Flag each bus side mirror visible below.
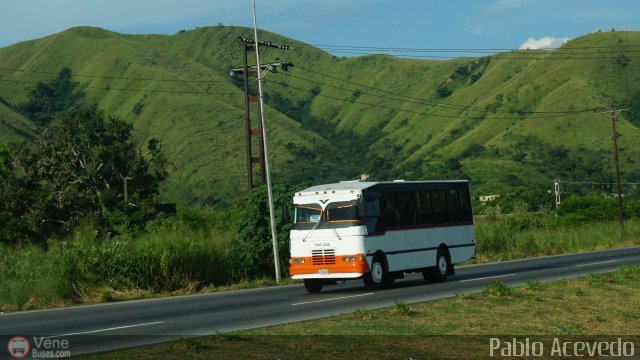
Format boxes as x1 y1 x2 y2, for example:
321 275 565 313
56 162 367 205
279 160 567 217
358 201 366 217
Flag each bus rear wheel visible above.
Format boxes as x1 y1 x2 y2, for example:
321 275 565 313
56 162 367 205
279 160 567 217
423 248 450 283
364 256 394 290
304 279 323 293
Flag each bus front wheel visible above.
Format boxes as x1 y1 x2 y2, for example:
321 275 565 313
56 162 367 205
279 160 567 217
364 256 394 290
304 279 323 293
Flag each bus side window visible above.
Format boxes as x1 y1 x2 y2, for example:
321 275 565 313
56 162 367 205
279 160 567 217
415 191 432 225
449 189 462 223
397 191 416 227
383 192 399 228
431 190 449 224
364 197 383 233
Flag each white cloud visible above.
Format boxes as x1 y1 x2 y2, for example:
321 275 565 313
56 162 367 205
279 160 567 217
519 36 570 50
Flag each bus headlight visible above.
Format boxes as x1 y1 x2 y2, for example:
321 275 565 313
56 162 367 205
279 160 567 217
342 256 356 262
290 258 305 264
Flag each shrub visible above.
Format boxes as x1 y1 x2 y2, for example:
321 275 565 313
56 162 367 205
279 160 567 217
557 196 617 224
391 300 416 316
476 221 517 255
484 281 513 297
353 308 375 320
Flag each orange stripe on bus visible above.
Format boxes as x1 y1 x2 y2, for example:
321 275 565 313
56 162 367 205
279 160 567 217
289 253 369 276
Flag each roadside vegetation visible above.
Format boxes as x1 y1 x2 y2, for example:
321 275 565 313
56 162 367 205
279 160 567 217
474 196 640 262
84 265 640 359
0 199 295 312
2 193 639 312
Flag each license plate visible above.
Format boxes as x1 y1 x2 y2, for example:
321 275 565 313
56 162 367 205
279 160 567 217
318 269 329 275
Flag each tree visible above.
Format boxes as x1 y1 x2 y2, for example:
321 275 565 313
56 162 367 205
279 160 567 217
0 142 42 245
231 184 295 278
436 85 452 98
21 68 87 126
0 143 7 172
7 110 169 241
460 143 486 158
626 90 640 128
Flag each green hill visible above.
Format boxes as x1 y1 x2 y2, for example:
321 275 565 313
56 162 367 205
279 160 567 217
1 26 639 205
0 26 322 205
0 100 35 143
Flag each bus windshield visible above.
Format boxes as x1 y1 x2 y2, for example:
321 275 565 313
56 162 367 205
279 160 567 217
327 205 360 222
295 205 322 224
293 201 362 230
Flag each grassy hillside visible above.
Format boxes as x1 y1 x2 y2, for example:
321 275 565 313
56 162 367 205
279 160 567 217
0 101 35 143
1 27 639 204
0 27 321 205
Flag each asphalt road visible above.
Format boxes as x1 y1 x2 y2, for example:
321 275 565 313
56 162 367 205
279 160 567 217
1 246 639 357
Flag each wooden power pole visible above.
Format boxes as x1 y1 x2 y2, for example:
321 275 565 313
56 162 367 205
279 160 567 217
598 107 627 232
230 38 292 189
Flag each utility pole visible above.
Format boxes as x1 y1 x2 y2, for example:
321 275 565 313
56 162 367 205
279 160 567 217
241 40 255 189
554 179 561 211
598 107 626 232
252 0 279 282
121 175 132 204
225 0 298 281
228 1 293 281
230 39 292 189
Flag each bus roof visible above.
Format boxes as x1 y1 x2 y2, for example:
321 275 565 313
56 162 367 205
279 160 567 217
295 180 469 196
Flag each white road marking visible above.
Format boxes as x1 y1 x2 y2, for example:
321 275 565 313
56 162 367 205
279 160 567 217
42 321 165 339
575 260 618 267
459 273 517 282
291 293 374 306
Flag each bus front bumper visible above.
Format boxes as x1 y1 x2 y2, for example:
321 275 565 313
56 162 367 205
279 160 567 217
289 253 369 279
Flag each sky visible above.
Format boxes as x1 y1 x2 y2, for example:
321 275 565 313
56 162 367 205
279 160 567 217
1 0 639 54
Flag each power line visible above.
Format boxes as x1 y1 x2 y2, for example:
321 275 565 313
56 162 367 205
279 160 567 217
278 71 474 111
294 42 640 58
267 79 589 121
292 42 640 60
303 49 640 61
297 43 640 52
0 66 618 120
291 65 597 115
311 47 640 56
0 62 623 119
0 67 228 83
560 181 640 185
0 78 242 96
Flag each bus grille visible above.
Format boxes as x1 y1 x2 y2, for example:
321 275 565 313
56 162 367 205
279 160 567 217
311 249 336 265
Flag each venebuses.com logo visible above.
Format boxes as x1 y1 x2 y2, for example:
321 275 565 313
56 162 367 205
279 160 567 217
5 335 72 359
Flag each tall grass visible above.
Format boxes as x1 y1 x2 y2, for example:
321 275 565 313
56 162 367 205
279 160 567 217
0 207 238 310
475 215 640 262
0 242 62 309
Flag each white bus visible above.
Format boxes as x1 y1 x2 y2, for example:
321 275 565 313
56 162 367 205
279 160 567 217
289 180 475 293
